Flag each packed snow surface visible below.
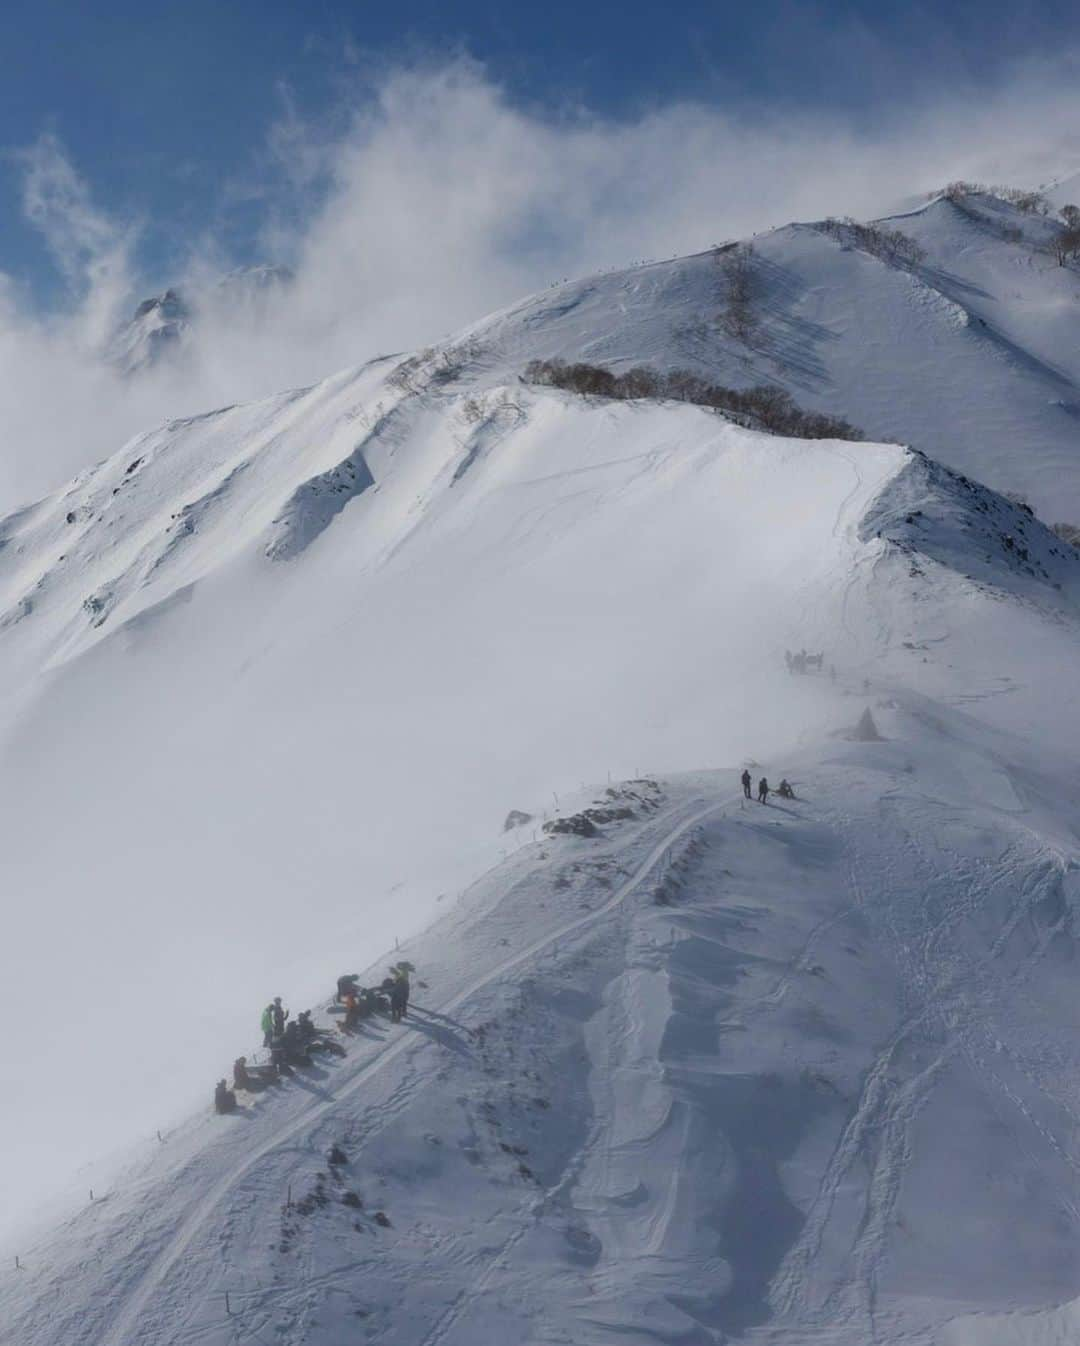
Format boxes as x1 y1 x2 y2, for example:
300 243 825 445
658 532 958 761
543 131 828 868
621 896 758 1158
3 225 1080 1343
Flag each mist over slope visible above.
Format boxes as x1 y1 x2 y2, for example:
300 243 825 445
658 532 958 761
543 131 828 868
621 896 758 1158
3 200 1080 1343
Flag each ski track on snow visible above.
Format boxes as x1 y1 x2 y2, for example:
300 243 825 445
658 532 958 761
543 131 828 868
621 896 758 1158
98 794 735 1346
771 789 1076 1342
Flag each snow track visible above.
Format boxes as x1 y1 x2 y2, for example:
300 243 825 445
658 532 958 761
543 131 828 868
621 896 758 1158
98 794 733 1346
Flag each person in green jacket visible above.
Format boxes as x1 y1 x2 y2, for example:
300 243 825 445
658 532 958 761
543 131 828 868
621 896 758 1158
261 1003 274 1048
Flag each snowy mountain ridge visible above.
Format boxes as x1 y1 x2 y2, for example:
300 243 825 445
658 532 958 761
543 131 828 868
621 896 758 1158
4 187 1080 1345
460 187 1080 520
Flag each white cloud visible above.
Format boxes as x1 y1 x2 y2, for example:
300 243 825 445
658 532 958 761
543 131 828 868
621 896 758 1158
1 56 1080 510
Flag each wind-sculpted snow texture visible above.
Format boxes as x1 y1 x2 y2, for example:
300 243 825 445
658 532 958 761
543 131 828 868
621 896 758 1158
5 719 1080 1346
4 209 1080 1344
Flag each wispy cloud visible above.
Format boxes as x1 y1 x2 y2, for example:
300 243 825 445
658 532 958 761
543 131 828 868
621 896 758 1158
1 55 1080 509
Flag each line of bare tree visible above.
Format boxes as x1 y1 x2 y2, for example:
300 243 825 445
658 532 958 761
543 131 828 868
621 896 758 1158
942 182 1051 214
1050 204 1080 266
940 183 1080 263
716 243 757 340
817 217 925 266
522 359 863 442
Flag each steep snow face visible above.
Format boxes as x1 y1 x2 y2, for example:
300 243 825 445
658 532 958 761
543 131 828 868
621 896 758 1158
4 251 1080 1343
4 707 1080 1346
464 194 1080 521
0 365 911 1240
1 342 1079 1255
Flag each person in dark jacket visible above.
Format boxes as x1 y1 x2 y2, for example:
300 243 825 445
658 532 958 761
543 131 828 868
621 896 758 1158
389 967 410 1023
336 974 361 1003
778 779 795 799
741 769 752 799
214 1080 237 1114
272 997 288 1037
757 777 769 804
282 1019 311 1065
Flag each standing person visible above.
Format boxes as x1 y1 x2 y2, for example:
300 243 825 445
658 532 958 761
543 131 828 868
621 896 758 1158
272 996 288 1037
261 1003 274 1048
389 981 406 1023
389 965 411 1022
741 769 752 799
214 1080 237 1114
757 777 769 804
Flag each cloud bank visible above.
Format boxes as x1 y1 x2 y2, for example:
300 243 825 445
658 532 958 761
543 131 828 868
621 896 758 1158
1 54 1079 510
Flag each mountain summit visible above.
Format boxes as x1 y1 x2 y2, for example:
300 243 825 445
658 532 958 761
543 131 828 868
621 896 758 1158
3 184 1080 1346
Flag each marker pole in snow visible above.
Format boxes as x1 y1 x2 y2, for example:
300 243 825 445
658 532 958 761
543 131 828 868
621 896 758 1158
225 1291 232 1316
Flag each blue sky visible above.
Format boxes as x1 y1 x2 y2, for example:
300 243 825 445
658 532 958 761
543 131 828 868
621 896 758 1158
2 0 1079 305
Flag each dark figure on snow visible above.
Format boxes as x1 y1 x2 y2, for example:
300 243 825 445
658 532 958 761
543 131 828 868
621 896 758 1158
282 1020 311 1065
260 1003 275 1048
269 1038 292 1075
389 968 410 1023
214 1080 237 1114
272 996 288 1037
741 769 752 799
757 777 769 804
778 779 794 799
336 973 361 1003
297 1010 318 1041
233 1056 252 1090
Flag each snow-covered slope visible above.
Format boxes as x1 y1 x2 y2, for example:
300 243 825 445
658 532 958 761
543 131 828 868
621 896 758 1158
5 707 1080 1346
463 192 1080 522
4 231 1080 1344
100 188 1080 519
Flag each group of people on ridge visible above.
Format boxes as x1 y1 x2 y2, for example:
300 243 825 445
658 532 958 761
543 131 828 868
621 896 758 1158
214 963 415 1114
785 648 827 675
336 962 412 1027
740 769 794 804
